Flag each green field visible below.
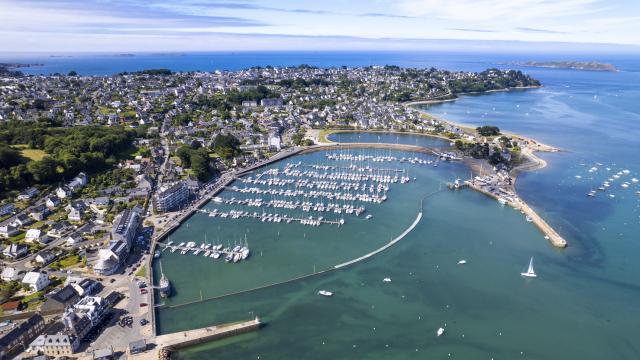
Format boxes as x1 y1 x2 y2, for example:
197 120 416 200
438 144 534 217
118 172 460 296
11 144 48 161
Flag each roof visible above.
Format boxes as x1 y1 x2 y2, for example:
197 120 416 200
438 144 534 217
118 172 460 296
22 271 46 284
129 339 147 351
1 300 20 311
0 314 44 348
92 347 113 358
1 266 17 278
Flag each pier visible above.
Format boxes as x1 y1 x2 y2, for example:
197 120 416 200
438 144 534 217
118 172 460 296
132 318 262 360
465 180 567 248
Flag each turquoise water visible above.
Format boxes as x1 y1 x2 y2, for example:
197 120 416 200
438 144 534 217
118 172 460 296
149 54 640 359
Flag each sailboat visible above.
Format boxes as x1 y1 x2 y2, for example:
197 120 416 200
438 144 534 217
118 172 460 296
520 257 537 278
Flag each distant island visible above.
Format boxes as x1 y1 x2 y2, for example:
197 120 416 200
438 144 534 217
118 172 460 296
520 61 618 72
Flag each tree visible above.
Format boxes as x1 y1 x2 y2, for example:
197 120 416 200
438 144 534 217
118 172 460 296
476 126 501 137
0 144 24 168
176 146 193 168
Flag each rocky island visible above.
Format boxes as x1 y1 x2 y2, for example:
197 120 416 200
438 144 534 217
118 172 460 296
520 61 618 72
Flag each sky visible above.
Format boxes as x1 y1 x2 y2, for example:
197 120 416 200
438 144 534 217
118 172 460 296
1 0 639 53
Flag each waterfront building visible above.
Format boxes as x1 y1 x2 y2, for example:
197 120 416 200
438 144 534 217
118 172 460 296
63 296 109 340
0 314 45 359
93 240 128 275
153 181 190 213
111 209 141 249
29 334 79 357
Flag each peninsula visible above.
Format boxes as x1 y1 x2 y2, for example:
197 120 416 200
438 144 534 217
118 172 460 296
520 60 618 72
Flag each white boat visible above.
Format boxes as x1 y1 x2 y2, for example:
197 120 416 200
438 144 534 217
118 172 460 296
365 214 373 219
318 290 333 297
437 327 445 337
526 216 533 222
457 260 467 265
383 277 392 282
521 257 537 278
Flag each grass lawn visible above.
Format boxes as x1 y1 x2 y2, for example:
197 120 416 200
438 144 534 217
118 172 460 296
135 265 146 278
50 254 81 270
12 144 49 161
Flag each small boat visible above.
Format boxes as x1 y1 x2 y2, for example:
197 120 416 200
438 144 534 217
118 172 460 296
383 277 392 282
521 257 537 278
526 216 533 222
457 260 467 265
154 250 161 259
365 214 373 220
318 290 333 297
437 327 445 337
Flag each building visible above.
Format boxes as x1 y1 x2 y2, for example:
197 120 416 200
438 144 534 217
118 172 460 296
40 285 81 313
12 213 33 227
22 272 50 292
25 228 43 243
1 267 20 281
268 133 282 150
0 315 45 359
63 296 109 340
0 203 15 216
55 186 72 199
93 240 128 275
29 205 49 221
260 98 283 107
45 196 61 209
0 224 19 238
17 187 39 200
128 339 147 354
3 243 28 259
92 346 114 360
0 300 21 315
35 250 56 265
29 334 79 357
153 181 190 213
111 209 141 249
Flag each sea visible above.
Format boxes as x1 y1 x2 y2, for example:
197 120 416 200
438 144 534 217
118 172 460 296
5 51 640 359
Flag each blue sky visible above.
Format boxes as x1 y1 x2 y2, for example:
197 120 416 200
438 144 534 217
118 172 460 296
1 0 639 52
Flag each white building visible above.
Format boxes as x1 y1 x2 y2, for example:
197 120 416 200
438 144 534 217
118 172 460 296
25 229 42 243
29 334 79 357
1 267 20 281
22 272 50 292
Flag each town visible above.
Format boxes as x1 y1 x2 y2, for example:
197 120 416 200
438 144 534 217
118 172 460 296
0 65 542 359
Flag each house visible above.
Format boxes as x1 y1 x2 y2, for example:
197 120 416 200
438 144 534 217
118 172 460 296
0 203 15 216
0 300 21 315
56 186 72 199
267 133 282 150
68 172 88 191
3 243 28 259
35 250 56 265
47 222 69 238
45 196 61 209
66 234 84 245
67 207 84 222
0 224 19 238
71 278 98 297
29 205 50 221
0 314 45 359
17 187 39 200
22 272 50 292
29 334 79 357
12 213 33 227
25 228 43 243
1 266 20 281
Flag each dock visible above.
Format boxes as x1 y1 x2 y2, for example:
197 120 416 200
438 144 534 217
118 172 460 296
465 180 567 248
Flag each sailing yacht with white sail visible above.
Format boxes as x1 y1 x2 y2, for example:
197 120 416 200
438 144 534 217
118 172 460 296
521 257 537 278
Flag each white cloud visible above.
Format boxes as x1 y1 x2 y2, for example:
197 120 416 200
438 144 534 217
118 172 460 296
395 0 603 21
